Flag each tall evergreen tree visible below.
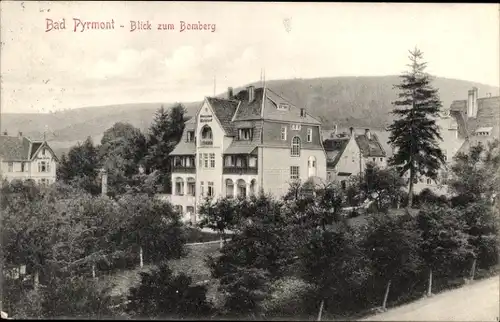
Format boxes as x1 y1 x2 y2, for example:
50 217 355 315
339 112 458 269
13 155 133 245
146 104 186 193
388 48 446 208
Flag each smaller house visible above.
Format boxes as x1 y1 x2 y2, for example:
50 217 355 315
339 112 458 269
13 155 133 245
0 131 58 185
323 127 387 189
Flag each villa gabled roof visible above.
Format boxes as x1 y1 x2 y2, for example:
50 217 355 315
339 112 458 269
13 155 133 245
0 135 57 161
206 97 240 136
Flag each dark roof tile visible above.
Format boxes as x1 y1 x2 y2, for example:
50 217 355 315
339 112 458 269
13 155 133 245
323 138 349 168
206 97 239 136
355 133 386 157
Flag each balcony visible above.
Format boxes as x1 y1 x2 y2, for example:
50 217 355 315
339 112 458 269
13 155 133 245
223 166 258 175
172 165 196 174
200 139 213 146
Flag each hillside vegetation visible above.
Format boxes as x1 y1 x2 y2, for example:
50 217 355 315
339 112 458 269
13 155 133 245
2 76 498 157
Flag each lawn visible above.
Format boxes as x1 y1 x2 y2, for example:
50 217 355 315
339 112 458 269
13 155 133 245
106 241 222 302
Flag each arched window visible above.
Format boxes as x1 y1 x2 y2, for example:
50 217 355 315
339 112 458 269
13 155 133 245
308 156 317 177
237 179 247 198
200 125 213 145
250 179 257 196
291 136 301 157
226 179 234 198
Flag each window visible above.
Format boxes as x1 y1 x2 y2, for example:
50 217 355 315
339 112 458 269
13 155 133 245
291 124 301 131
307 128 312 142
290 166 300 180
373 158 376 162
308 156 317 177
426 179 432 185
38 161 49 173
380 158 383 162
175 178 184 195
291 136 301 157
225 155 234 167
200 181 205 197
186 131 194 142
187 181 196 195
203 154 209 168
174 156 183 167
185 157 192 167
444 155 447 162
42 148 46 156
236 157 247 167
199 154 203 168
237 179 247 198
249 156 257 168
210 153 215 168
239 128 252 141
200 125 213 145
8 162 13 172
277 103 289 110
21 162 26 172
40 178 48 186
341 180 347 190
207 182 214 197
226 179 234 198
327 171 333 181
281 126 287 141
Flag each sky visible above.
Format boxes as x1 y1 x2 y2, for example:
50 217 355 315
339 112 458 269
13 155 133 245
1 1 499 114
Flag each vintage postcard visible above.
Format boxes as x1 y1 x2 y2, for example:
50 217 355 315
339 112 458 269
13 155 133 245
1 1 499 321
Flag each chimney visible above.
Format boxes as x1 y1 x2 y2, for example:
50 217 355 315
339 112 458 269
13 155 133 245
18 131 23 137
2 130 7 136
247 85 255 102
333 124 338 134
472 87 478 117
349 127 354 136
365 128 371 140
227 87 233 99
487 92 492 98
467 87 478 118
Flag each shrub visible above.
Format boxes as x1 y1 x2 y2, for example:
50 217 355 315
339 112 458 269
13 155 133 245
126 262 213 319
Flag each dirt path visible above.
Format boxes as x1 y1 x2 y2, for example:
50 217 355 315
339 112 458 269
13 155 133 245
361 275 500 321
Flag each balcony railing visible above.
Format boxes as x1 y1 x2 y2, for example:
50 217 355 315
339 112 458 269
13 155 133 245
172 166 196 174
223 166 258 175
200 139 213 146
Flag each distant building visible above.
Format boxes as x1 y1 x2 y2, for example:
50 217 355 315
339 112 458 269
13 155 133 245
0 131 58 185
323 127 387 189
450 87 500 154
168 86 327 223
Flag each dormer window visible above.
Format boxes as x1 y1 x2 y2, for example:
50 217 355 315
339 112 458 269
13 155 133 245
277 103 289 111
291 124 301 131
239 128 253 141
186 131 194 142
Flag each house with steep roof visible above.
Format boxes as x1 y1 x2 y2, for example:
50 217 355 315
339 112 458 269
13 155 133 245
323 127 387 189
0 131 58 185
450 87 500 155
168 85 327 223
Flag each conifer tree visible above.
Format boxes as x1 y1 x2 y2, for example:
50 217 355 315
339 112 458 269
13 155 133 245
146 104 186 192
388 48 446 208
